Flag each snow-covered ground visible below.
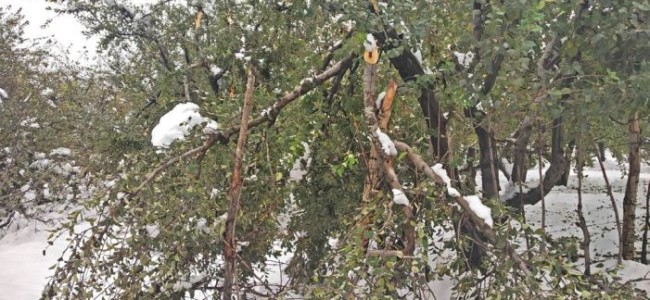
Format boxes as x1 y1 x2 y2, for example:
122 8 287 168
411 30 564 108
1 151 649 299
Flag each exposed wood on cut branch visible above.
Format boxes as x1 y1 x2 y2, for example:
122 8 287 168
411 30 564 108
374 30 449 163
394 141 532 275
223 65 256 300
378 81 397 130
361 61 415 256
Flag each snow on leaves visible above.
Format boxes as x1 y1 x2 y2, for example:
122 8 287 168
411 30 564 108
392 189 410 206
151 102 218 148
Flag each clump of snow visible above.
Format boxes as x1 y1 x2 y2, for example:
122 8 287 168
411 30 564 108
29 159 51 170
20 117 40 129
375 91 386 109
202 119 218 135
151 102 218 148
464 195 493 227
23 190 37 202
40 88 53 97
453 51 475 68
432 163 460 197
392 189 410 206
49 148 71 157
196 218 210 234
0 87 8 102
363 33 377 52
375 128 397 156
209 65 223 76
145 224 160 239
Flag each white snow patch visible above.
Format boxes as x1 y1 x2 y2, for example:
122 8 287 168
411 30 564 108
151 102 217 148
464 195 493 227
392 189 410 206
376 91 386 109
375 128 397 156
363 33 377 52
49 148 71 157
23 191 37 202
0 87 8 100
145 225 160 239
453 51 475 68
29 159 51 170
432 163 461 197
209 65 223 76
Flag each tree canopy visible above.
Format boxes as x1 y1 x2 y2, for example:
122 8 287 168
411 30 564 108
2 0 650 299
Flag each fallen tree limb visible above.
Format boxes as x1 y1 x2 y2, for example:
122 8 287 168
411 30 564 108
394 141 532 275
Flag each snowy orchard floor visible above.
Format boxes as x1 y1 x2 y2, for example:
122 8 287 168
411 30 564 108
1 152 650 299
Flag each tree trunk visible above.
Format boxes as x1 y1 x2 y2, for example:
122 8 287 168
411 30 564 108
622 112 640 260
475 123 499 198
642 181 650 264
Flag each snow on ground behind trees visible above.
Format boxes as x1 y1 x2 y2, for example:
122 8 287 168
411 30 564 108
1 150 650 299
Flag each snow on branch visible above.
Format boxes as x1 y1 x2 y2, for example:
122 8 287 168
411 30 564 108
375 128 397 156
393 140 531 274
392 189 410 206
464 195 494 227
432 163 461 197
151 102 218 148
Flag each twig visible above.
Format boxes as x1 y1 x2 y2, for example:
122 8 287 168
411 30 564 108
594 144 623 264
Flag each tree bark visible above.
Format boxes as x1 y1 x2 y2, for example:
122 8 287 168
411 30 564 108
376 30 450 164
642 181 650 264
475 123 499 198
622 112 640 260
223 66 255 300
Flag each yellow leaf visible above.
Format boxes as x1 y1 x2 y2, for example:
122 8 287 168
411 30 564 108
194 11 203 29
364 48 380 64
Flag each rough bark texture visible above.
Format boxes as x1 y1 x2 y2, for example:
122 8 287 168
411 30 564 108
622 112 640 260
223 66 255 300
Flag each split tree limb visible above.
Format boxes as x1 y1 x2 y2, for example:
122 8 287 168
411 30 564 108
361 61 415 256
223 65 256 300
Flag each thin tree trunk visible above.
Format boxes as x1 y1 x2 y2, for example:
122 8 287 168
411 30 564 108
475 124 499 198
595 146 623 264
537 120 546 240
223 66 256 300
576 145 591 276
642 181 650 264
622 112 640 260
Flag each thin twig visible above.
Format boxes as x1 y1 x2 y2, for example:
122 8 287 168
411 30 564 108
594 144 623 264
